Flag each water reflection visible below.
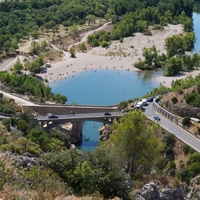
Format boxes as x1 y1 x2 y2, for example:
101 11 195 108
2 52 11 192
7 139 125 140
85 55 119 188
193 2 200 14
136 68 165 82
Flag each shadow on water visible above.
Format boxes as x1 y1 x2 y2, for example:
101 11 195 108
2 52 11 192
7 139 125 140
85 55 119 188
136 68 165 81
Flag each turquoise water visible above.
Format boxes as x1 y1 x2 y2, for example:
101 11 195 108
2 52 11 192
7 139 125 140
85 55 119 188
50 69 163 151
50 12 200 151
51 69 162 106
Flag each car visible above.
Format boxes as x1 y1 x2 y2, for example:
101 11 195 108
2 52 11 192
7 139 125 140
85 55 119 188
104 112 111 116
48 114 58 118
154 116 161 121
147 97 153 102
135 106 145 111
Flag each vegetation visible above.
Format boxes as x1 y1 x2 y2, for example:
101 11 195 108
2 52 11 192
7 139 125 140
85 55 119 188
0 93 199 198
108 111 163 178
0 0 200 198
0 0 194 60
0 70 67 104
134 46 167 70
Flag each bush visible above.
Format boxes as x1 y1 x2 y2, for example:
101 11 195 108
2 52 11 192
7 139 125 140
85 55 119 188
182 144 190 155
171 96 178 104
162 132 175 145
177 167 190 184
166 161 176 170
165 147 174 156
169 169 176 176
178 89 184 94
182 116 191 126
100 41 110 48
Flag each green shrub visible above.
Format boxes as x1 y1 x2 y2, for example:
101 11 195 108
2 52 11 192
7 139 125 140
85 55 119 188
162 132 175 145
166 161 176 170
169 169 176 176
100 41 110 48
182 116 191 125
165 147 174 156
177 167 190 184
178 89 184 94
182 144 190 155
171 96 178 104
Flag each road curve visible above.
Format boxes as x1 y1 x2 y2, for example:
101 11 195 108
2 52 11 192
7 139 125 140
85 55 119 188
0 90 36 106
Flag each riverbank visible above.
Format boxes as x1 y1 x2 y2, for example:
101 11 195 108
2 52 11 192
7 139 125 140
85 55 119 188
156 69 200 88
38 24 184 85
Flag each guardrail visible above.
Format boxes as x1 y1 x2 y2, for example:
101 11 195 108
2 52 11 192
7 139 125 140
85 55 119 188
153 99 200 140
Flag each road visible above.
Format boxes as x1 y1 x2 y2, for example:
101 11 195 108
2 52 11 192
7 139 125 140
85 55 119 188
36 111 121 122
0 90 35 106
145 102 200 153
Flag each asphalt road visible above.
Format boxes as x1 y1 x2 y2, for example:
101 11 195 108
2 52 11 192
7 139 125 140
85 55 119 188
36 111 122 122
145 102 200 153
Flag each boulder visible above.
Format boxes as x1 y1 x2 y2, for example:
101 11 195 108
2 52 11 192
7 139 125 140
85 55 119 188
134 182 188 200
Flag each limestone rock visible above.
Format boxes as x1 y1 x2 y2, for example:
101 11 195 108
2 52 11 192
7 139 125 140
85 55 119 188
134 182 189 200
6 152 38 167
99 124 112 141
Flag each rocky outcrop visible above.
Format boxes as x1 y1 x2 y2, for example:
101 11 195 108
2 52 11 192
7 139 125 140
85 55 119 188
188 175 200 199
161 102 200 118
61 121 82 144
99 124 112 141
159 87 200 118
6 152 39 167
134 182 188 200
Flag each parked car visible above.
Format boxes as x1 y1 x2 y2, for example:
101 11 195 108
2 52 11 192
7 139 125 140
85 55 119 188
154 116 161 121
104 112 111 116
48 114 58 118
147 97 153 102
136 106 145 112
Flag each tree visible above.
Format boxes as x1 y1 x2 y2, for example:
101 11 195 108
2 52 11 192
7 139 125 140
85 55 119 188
85 14 96 25
182 116 191 126
30 41 40 55
17 119 28 133
187 152 200 177
164 57 182 76
28 56 44 75
13 59 23 73
69 24 78 39
69 47 76 58
73 161 95 195
79 42 87 52
182 55 194 71
108 110 162 178
55 94 68 104
142 45 158 66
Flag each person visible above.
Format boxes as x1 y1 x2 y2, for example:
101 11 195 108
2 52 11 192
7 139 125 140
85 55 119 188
70 111 75 115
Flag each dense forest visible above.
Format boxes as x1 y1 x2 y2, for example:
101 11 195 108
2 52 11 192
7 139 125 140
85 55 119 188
0 0 195 59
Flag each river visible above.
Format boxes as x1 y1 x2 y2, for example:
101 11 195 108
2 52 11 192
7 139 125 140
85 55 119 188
50 11 200 151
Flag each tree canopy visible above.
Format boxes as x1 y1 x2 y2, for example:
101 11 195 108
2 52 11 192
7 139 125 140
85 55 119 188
107 110 163 178
0 0 194 58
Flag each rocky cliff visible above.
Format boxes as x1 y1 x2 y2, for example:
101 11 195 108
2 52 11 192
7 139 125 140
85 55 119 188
134 177 200 200
160 86 200 118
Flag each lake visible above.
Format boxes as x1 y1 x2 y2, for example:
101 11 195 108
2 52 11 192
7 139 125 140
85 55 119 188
50 11 200 151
